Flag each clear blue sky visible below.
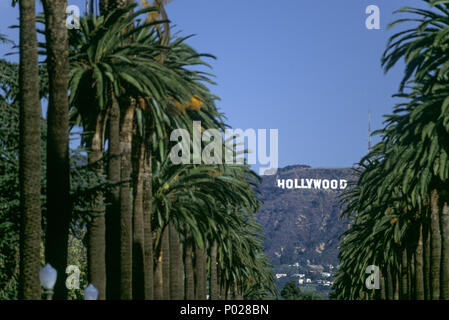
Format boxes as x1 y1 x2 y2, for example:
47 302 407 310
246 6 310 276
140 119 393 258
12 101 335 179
0 0 427 169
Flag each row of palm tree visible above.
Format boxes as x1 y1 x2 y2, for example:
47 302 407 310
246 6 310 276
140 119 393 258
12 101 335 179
333 0 449 300
14 0 275 300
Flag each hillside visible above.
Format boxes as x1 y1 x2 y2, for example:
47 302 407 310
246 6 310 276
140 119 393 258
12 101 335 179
257 165 354 268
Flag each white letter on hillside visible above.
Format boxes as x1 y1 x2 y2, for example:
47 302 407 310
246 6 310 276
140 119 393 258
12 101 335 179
277 179 285 189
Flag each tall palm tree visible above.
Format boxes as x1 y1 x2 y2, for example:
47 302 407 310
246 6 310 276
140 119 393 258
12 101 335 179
67 6 180 299
18 0 42 300
42 0 71 300
335 1 449 300
382 3 449 299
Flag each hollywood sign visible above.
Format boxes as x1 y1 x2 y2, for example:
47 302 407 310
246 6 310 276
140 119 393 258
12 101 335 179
277 178 348 190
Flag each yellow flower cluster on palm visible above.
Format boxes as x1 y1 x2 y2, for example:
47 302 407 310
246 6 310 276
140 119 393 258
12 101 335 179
172 96 204 113
207 170 222 178
186 96 204 111
141 0 173 23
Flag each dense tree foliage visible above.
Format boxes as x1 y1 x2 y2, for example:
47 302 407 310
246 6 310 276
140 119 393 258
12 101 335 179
334 0 449 300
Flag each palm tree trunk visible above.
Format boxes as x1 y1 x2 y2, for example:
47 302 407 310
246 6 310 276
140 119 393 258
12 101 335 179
394 272 399 300
439 196 449 299
143 150 154 300
209 240 219 300
105 91 121 300
401 249 408 299
86 112 106 300
161 226 171 300
161 225 170 299
235 284 243 300
408 247 415 299
132 138 145 300
119 100 135 299
415 223 425 300
195 246 207 300
169 223 182 299
184 239 195 300
423 213 431 299
153 244 163 300
430 189 441 299
178 241 184 299
379 271 386 300
217 263 223 300
42 0 71 300
18 0 42 300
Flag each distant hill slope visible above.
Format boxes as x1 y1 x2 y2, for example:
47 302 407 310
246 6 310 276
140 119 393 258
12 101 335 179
257 165 354 267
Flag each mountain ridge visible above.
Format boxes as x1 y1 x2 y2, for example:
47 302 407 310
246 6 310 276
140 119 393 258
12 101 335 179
257 165 354 267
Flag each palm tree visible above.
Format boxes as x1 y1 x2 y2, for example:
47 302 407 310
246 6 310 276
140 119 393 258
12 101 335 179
18 0 42 300
42 0 72 300
67 6 184 299
334 1 449 300
382 3 449 299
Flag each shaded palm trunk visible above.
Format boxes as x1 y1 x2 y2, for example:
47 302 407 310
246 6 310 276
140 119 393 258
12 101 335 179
439 194 449 299
169 223 183 299
235 284 243 300
385 265 393 300
394 272 399 300
18 0 42 300
105 91 121 299
430 189 441 299
379 271 386 300
86 112 106 300
415 223 425 300
153 244 163 300
143 150 154 300
209 240 219 300
423 211 431 299
400 249 408 299
195 246 207 300
217 263 223 300
119 100 136 299
42 0 71 300
184 239 195 300
178 241 185 299
161 225 170 299
408 248 415 299
132 138 145 300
